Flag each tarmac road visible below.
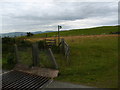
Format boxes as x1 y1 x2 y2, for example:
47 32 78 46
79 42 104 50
46 81 94 88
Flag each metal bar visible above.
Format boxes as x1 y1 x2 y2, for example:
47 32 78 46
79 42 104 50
2 70 50 89
2 71 26 85
29 77 49 89
10 75 42 89
64 41 69 47
48 48 58 69
18 75 45 89
34 79 49 89
2 72 23 86
3 71 31 88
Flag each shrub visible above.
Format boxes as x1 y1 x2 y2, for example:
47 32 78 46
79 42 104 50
37 40 45 50
16 39 32 48
2 53 16 70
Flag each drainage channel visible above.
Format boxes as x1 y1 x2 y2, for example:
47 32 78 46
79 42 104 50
1 70 52 90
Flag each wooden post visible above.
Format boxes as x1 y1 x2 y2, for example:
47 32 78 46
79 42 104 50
45 34 48 47
45 34 47 42
66 46 70 64
58 25 60 45
14 44 19 64
32 43 40 66
54 39 56 45
46 34 47 38
61 38 70 64
48 48 58 69
61 38 65 55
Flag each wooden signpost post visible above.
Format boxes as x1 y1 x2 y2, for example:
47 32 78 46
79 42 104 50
58 25 62 45
32 43 40 66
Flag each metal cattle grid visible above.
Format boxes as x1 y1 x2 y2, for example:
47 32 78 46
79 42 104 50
1 70 52 90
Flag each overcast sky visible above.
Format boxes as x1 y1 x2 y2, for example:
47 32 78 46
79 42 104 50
0 0 119 33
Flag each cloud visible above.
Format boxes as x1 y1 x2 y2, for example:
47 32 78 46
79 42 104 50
0 0 119 2
0 1 118 33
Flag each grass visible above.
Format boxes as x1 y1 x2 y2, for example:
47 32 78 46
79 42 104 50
2 53 16 70
18 48 33 66
18 48 56 69
38 50 55 69
2 25 118 88
54 35 118 88
16 27 118 88
20 25 118 39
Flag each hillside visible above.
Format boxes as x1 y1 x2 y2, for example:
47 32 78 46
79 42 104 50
26 25 118 38
0 31 55 37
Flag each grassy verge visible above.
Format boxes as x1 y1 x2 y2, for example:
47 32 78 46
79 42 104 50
54 35 118 88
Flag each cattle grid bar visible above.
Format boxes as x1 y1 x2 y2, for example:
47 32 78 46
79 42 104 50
1 70 52 90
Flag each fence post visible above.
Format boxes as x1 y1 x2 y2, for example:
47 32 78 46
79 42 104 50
54 39 56 45
14 44 19 64
61 38 70 64
48 48 58 69
32 43 40 66
66 46 70 64
61 38 65 55
58 25 60 45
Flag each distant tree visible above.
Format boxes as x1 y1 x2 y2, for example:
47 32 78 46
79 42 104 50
26 32 34 37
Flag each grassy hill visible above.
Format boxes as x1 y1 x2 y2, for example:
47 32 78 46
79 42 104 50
23 25 118 38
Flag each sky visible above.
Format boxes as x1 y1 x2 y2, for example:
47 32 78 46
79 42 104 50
0 0 119 33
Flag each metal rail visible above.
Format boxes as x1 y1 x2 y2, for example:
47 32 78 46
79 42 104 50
2 70 51 90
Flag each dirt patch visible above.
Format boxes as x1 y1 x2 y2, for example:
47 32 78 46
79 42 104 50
26 34 119 42
14 64 59 78
64 34 119 39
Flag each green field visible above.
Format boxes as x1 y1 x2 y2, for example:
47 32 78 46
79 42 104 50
22 25 118 39
54 35 118 88
2 25 118 88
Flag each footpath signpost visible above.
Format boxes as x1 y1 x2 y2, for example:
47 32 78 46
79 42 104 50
58 25 62 45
